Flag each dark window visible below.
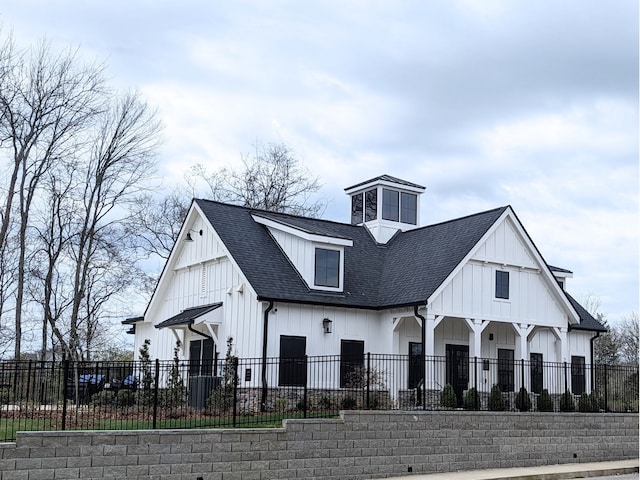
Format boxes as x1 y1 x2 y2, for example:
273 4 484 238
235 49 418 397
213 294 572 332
314 248 340 288
351 193 363 225
364 189 377 222
400 192 417 225
497 349 514 392
382 189 399 221
496 270 509 299
408 342 424 389
189 338 215 376
530 353 543 394
340 340 364 388
279 336 307 387
571 356 585 395
445 344 469 408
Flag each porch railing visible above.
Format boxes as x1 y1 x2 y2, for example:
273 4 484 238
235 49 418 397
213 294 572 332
0 355 637 441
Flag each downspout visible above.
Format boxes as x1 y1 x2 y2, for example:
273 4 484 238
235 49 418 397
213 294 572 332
414 304 426 410
261 301 274 412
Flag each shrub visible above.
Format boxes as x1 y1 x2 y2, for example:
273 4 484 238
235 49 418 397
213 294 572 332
207 337 237 415
463 387 479 410
317 395 332 410
537 389 554 412
116 389 136 407
273 396 288 412
488 385 505 411
440 384 457 409
340 396 357 410
515 387 532 412
559 390 575 412
90 390 114 407
578 393 600 413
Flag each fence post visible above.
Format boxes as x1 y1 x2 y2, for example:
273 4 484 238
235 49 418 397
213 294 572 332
303 355 308 419
61 355 69 431
563 362 568 393
152 359 159 429
232 357 239 427
366 352 371 410
474 357 478 410
603 364 608 412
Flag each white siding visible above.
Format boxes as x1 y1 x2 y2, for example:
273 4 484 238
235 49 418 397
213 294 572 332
429 217 567 329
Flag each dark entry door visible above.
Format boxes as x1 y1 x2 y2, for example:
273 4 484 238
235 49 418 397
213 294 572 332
446 344 469 407
408 342 424 389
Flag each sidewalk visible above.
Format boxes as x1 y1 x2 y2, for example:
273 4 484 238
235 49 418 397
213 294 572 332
382 459 639 480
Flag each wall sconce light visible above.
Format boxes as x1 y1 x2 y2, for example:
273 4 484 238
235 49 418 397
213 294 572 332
185 229 203 242
489 333 494 341
322 318 332 334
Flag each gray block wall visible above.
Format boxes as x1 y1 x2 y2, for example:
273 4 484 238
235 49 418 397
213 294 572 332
0 411 637 480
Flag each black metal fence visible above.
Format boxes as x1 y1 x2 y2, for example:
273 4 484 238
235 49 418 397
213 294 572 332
0 355 637 442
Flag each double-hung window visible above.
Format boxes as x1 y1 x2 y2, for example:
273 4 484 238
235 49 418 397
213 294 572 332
314 248 340 288
496 270 509 299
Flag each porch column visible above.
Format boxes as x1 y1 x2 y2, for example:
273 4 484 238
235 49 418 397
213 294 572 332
552 327 568 363
513 323 534 361
464 318 490 358
423 313 441 357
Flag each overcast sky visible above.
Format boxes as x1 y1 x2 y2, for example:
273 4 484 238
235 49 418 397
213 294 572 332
2 0 638 322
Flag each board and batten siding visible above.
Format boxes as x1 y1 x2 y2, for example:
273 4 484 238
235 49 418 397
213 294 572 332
137 216 263 360
429 216 568 330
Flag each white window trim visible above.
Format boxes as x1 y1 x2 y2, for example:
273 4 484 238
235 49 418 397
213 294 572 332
311 244 344 292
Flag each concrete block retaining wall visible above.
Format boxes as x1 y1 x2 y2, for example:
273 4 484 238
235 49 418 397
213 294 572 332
0 411 637 480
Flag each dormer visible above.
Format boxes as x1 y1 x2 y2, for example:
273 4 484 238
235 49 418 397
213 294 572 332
549 265 573 290
344 175 426 243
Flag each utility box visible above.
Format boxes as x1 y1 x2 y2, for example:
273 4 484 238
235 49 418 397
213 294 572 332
188 376 221 409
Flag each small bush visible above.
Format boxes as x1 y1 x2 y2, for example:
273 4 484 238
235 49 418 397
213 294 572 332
559 390 575 412
116 390 135 407
488 385 506 411
90 390 114 407
463 387 479 410
208 387 234 415
317 395 332 410
440 384 457 409
273 396 288 412
537 389 554 412
578 393 600 413
515 387 532 412
340 396 357 410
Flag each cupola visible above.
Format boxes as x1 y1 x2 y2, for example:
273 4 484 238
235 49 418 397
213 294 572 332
344 174 425 243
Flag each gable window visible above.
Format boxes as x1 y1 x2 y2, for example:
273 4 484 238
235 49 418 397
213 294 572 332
495 270 509 299
400 192 417 225
314 248 340 288
351 193 363 225
340 340 364 388
382 189 399 221
365 189 377 222
279 336 307 387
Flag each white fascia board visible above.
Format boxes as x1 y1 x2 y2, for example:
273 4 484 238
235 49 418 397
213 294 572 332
426 207 580 325
145 202 257 322
552 271 573 279
344 180 425 195
252 214 353 247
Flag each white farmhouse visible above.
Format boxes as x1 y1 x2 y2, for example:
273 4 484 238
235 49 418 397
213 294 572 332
124 175 605 405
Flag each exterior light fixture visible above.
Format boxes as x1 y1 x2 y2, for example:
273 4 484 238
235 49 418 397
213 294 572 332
322 318 333 334
185 229 203 242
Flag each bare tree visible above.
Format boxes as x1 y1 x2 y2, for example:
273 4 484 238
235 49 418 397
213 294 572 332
0 33 104 358
188 141 325 217
617 312 638 366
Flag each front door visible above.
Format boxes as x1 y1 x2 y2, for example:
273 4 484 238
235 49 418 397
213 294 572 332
446 344 469 407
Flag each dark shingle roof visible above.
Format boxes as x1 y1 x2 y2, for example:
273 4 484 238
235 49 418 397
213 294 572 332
549 265 573 274
195 200 506 309
344 174 425 192
565 293 607 332
155 303 222 329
